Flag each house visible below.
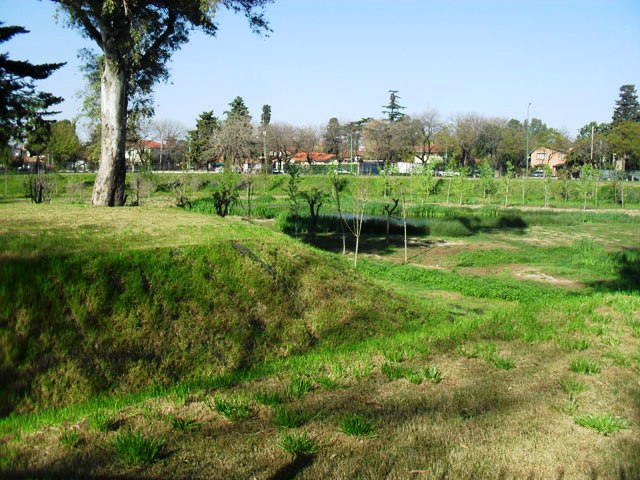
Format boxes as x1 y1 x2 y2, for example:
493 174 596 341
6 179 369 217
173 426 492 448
414 144 447 165
290 151 336 164
125 139 163 170
529 146 567 173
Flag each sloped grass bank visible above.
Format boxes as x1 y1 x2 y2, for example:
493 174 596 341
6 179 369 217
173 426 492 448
0 205 420 417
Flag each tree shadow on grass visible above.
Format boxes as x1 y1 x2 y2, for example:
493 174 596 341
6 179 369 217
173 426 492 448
267 454 315 480
588 248 640 292
454 215 528 235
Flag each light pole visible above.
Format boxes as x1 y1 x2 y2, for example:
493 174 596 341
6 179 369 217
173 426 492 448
262 128 267 173
525 102 531 174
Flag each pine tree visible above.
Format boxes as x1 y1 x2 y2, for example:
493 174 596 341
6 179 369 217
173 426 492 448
612 84 640 125
225 96 251 123
188 111 220 169
382 90 406 122
0 24 64 150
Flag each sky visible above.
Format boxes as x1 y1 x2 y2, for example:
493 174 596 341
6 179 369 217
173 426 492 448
1 0 639 139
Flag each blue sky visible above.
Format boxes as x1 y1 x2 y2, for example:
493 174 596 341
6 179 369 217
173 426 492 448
1 0 639 138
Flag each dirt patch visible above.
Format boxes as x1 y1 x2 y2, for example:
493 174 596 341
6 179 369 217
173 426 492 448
459 264 582 289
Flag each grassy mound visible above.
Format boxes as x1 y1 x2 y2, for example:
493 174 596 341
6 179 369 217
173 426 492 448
0 205 418 416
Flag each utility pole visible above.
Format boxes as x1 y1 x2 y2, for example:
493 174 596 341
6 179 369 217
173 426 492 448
525 103 531 174
590 124 595 163
263 128 267 174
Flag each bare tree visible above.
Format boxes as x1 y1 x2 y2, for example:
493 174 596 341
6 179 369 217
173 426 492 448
152 119 187 171
209 118 256 172
349 186 369 269
453 113 483 166
414 109 442 163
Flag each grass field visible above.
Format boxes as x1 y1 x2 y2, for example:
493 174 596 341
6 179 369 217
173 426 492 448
1 178 639 479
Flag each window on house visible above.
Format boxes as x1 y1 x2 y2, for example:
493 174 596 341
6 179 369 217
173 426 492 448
536 152 546 160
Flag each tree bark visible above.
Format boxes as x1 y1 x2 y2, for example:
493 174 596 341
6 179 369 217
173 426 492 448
92 57 128 206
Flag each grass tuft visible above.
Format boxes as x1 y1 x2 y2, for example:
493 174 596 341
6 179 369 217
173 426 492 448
207 394 253 421
170 416 201 432
276 431 320 457
559 378 587 395
271 406 312 429
111 429 165 466
574 414 629 435
89 412 118 432
288 376 313 400
570 358 602 375
61 429 82 448
341 414 377 437
315 376 340 390
423 366 444 383
253 390 284 406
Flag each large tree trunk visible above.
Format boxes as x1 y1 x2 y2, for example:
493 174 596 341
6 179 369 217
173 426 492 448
92 58 128 206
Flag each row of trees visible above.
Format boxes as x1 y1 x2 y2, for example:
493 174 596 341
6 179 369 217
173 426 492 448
2 0 639 207
130 86 640 175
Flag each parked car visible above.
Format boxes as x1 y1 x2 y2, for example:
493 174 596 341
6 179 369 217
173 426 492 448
530 170 544 178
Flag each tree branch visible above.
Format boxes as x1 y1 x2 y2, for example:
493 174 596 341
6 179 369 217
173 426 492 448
137 12 176 72
56 0 102 46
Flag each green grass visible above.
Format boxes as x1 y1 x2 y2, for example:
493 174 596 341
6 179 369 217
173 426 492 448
340 414 377 438
89 411 118 432
253 390 284 406
208 394 253 421
570 358 602 375
2 198 640 479
111 429 165 466
574 414 629 435
288 376 313 399
170 416 201 432
276 431 320 457
60 429 82 448
271 406 312 429
559 378 587 395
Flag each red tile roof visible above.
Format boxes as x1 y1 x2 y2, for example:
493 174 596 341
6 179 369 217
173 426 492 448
291 151 336 163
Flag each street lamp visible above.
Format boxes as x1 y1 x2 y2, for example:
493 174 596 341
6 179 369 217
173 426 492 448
525 102 531 174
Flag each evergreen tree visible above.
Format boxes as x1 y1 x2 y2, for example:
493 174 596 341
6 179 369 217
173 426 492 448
188 111 220 169
324 117 342 156
261 104 271 127
0 24 64 150
382 90 406 122
612 84 640 125
225 96 252 123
